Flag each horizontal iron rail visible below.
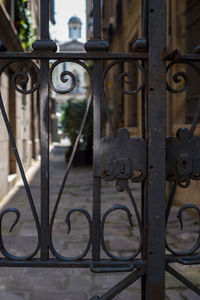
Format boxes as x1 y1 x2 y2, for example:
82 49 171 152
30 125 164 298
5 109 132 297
0 52 148 60
0 258 146 269
166 54 200 62
166 253 200 265
1 51 199 61
1 255 199 268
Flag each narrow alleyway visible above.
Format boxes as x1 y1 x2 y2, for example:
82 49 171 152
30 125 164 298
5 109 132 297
0 143 199 299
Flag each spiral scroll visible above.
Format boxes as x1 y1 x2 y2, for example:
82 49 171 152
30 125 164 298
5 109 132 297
50 208 92 261
166 204 200 256
0 60 40 94
0 208 40 260
49 60 93 260
102 60 144 136
103 60 145 95
101 186 142 261
49 59 91 94
0 60 41 259
166 61 200 94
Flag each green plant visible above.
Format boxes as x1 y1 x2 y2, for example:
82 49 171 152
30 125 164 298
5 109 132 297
14 0 35 50
60 99 93 154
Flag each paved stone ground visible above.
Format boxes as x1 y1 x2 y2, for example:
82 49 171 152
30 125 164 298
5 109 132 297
0 144 199 299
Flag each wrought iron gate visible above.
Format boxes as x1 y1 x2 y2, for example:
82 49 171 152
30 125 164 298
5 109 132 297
0 0 200 299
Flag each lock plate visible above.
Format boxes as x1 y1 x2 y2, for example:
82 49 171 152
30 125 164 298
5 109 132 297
113 158 132 179
94 128 147 191
166 128 200 187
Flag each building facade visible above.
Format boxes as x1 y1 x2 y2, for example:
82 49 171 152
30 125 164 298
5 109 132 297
0 0 55 200
87 0 142 136
87 0 200 136
86 0 200 204
52 16 87 129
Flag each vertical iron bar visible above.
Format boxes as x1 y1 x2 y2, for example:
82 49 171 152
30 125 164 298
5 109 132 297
93 0 101 39
145 0 166 299
40 0 50 39
92 62 102 261
92 0 102 261
142 0 148 38
167 0 173 136
40 0 50 261
141 1 148 299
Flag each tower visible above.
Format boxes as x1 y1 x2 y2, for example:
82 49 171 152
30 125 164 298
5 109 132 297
68 16 82 40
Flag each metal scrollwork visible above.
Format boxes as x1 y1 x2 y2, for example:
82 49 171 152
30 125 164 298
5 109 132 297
0 208 40 260
50 208 92 261
104 60 144 95
49 61 92 261
49 59 91 94
166 61 200 94
0 60 40 94
0 60 41 260
101 186 142 261
50 69 76 94
12 69 40 94
166 204 200 256
117 70 144 95
102 61 144 135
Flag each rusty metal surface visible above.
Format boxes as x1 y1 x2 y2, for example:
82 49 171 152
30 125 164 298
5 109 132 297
166 128 200 187
94 128 147 190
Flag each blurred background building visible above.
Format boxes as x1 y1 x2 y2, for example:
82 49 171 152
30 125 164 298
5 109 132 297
87 0 200 137
52 16 86 104
0 0 55 200
0 0 199 203
51 15 87 141
86 0 200 206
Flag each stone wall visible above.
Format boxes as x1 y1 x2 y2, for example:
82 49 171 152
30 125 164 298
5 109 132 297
0 72 9 199
0 70 40 199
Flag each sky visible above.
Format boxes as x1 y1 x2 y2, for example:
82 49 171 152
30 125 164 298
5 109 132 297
51 0 87 43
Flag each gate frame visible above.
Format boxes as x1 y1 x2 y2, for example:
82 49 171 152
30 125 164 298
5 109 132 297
0 0 200 299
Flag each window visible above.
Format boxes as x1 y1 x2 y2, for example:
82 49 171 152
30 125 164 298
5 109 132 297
73 27 77 39
69 27 72 38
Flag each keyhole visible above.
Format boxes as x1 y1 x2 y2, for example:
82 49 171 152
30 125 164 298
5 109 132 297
121 163 125 174
182 160 187 170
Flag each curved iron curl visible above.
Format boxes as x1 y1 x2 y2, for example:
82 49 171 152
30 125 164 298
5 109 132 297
49 208 92 261
102 61 144 136
49 59 92 94
166 204 200 255
49 62 92 261
0 59 40 94
166 61 200 94
101 194 142 261
103 60 145 95
0 61 41 260
0 208 40 260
